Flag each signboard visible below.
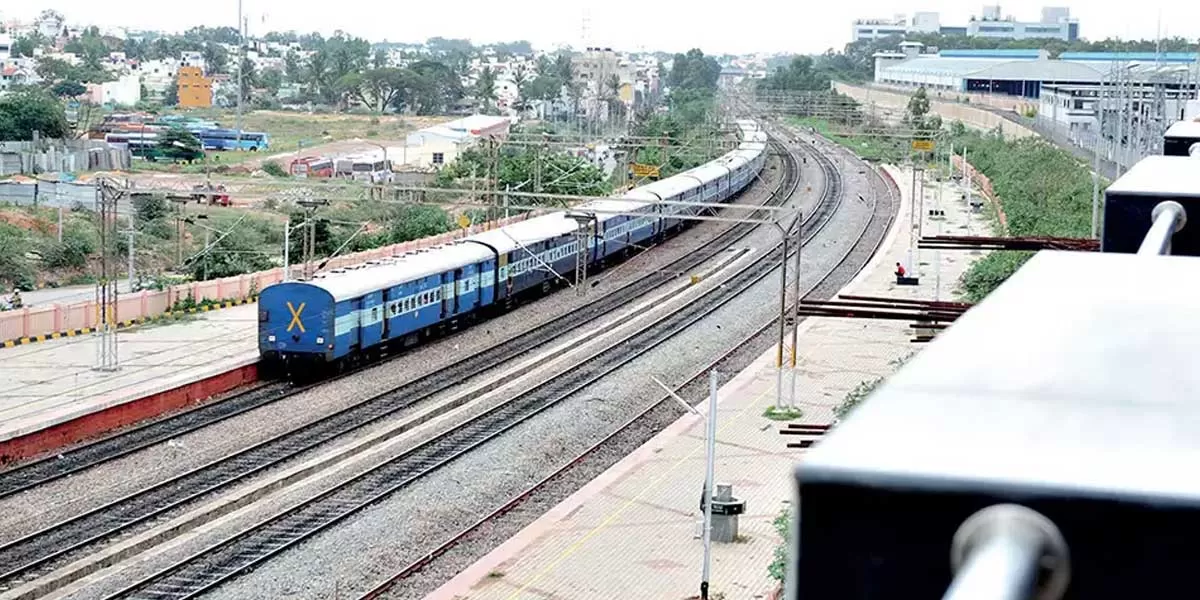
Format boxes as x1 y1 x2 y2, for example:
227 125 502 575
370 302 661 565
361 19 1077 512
632 163 661 179
911 139 936 152
457 214 472 229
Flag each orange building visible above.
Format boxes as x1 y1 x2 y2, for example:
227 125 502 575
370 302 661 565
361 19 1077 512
177 66 213 109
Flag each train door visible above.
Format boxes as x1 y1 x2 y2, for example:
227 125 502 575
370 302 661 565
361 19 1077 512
440 271 454 320
456 263 480 314
478 259 496 306
452 268 464 314
359 291 384 348
499 253 513 300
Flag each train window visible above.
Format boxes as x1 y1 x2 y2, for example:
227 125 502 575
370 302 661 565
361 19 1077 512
259 310 269 322
390 304 398 315
372 307 379 319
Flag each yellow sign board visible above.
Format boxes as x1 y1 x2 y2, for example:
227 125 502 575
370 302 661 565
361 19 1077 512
911 139 936 152
457 214 472 229
632 163 661 179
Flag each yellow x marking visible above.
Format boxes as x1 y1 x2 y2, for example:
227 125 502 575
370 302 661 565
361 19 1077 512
285 301 306 333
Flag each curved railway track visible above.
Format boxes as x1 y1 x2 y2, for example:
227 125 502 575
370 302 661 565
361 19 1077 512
0 137 792 502
359 122 899 599
0 137 806 591
99 131 843 600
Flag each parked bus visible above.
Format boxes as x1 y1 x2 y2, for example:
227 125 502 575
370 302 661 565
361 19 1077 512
112 139 204 163
195 128 270 151
335 156 393 184
290 156 335 178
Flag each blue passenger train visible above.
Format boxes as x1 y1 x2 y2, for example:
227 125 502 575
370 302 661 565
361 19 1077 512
258 120 769 378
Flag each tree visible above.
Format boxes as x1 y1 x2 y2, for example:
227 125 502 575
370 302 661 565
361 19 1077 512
238 57 258 102
282 50 304 85
202 43 229 75
12 35 40 58
340 67 409 113
0 89 70 141
259 68 284 96
158 127 203 162
474 66 497 109
512 63 531 114
386 205 452 243
163 75 180 106
51 80 87 98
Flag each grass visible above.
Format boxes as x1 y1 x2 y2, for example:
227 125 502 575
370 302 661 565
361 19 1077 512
762 405 804 421
788 116 911 163
127 108 451 172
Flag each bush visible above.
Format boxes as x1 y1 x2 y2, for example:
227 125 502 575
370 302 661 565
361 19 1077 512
959 250 1033 302
768 506 791 582
261 161 289 177
0 222 36 290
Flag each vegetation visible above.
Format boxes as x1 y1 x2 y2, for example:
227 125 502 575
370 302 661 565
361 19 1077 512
945 127 1095 301
0 88 71 141
768 505 791 582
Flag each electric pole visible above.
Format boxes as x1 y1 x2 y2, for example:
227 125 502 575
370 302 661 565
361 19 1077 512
236 0 244 150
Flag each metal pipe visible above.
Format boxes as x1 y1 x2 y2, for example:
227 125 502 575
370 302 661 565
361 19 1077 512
945 504 1071 600
944 529 1042 600
1137 201 1187 256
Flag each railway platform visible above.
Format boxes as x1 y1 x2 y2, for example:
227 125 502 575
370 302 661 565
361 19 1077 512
0 303 258 463
433 164 989 600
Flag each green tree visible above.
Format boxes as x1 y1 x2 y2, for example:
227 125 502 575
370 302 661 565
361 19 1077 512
158 127 203 162
259 68 284 96
340 67 410 113
0 88 70 140
163 75 180 106
238 57 258 102
12 34 41 58
51 80 87 98
386 205 452 243
283 50 304 83
202 43 229 75
474 66 497 109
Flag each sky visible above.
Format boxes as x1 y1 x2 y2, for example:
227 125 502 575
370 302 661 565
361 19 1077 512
7 1 1200 56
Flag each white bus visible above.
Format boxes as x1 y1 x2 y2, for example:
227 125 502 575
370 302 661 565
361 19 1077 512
336 155 394 184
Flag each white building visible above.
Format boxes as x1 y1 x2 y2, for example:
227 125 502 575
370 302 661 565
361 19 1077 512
136 58 179 99
86 74 141 106
180 51 206 74
0 64 35 92
852 16 909 42
399 115 513 170
852 6 1079 43
0 34 12 57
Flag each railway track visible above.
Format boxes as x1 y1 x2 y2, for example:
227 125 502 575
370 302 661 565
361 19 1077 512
0 138 792 502
99 135 828 600
0 139 805 592
358 123 899 599
93 131 840 600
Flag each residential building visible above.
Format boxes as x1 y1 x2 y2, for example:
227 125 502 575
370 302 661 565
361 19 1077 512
0 64 35 92
177 66 213 108
180 51 206 74
85 74 141 106
137 58 179 100
0 34 12 57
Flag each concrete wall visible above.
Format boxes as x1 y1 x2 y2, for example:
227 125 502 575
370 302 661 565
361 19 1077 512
834 81 1038 140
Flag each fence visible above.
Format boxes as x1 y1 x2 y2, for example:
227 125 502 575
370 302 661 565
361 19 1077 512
950 155 1009 232
0 179 98 207
0 140 131 176
834 82 1038 141
0 211 542 344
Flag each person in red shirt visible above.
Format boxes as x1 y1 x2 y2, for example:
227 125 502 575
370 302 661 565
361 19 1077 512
895 262 906 278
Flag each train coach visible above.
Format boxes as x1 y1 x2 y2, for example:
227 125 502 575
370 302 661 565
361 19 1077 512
259 120 769 378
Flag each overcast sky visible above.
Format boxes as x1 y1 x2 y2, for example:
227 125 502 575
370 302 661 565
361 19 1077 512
7 1 1200 56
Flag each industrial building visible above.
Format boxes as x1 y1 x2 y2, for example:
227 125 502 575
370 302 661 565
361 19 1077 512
176 66 213 109
852 5 1079 43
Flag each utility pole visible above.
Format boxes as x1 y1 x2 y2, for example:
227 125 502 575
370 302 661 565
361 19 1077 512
283 218 290 281
787 214 803 408
567 212 594 296
236 0 244 151
94 179 122 373
776 223 789 410
700 369 718 600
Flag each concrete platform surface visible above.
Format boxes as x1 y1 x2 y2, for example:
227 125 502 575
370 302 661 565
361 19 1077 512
0 303 258 447
433 165 989 600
